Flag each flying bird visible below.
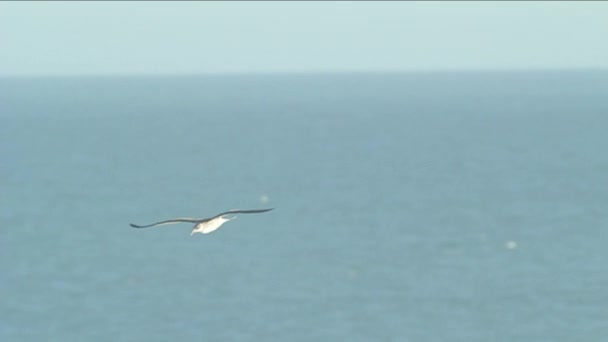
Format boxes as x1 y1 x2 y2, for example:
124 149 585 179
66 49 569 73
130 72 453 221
130 208 274 235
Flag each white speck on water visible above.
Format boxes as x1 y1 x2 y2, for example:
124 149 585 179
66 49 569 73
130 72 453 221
347 269 359 279
259 194 270 203
505 240 518 249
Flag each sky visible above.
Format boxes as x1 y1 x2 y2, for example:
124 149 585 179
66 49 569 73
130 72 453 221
1 2 607 76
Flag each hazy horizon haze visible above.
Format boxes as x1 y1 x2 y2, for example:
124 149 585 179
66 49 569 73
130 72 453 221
1 2 607 76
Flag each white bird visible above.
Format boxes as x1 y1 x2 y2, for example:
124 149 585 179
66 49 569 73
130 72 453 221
130 208 274 235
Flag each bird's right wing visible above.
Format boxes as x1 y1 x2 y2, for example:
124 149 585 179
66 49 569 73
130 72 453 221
129 218 201 229
211 208 274 219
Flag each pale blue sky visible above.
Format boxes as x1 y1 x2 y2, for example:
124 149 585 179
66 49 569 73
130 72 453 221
1 2 607 76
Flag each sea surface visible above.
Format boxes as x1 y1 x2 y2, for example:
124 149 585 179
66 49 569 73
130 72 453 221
1 71 607 341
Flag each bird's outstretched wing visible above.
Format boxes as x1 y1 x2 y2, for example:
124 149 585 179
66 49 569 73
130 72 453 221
208 208 274 220
129 218 201 229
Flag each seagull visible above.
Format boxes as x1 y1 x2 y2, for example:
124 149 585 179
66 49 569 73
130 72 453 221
130 208 274 235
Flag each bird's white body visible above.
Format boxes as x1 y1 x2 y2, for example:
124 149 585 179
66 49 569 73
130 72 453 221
192 216 235 235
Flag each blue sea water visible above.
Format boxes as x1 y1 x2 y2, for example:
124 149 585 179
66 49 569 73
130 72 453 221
1 71 608 341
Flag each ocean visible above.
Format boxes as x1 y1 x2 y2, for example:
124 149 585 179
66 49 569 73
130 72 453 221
2 71 607 341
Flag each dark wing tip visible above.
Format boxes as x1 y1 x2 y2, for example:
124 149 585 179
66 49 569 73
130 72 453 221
130 223 142 228
245 208 274 213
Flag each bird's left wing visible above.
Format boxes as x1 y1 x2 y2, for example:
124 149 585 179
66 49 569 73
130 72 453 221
129 218 201 229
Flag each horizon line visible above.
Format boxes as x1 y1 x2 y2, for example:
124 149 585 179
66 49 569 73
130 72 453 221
1 67 607 79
